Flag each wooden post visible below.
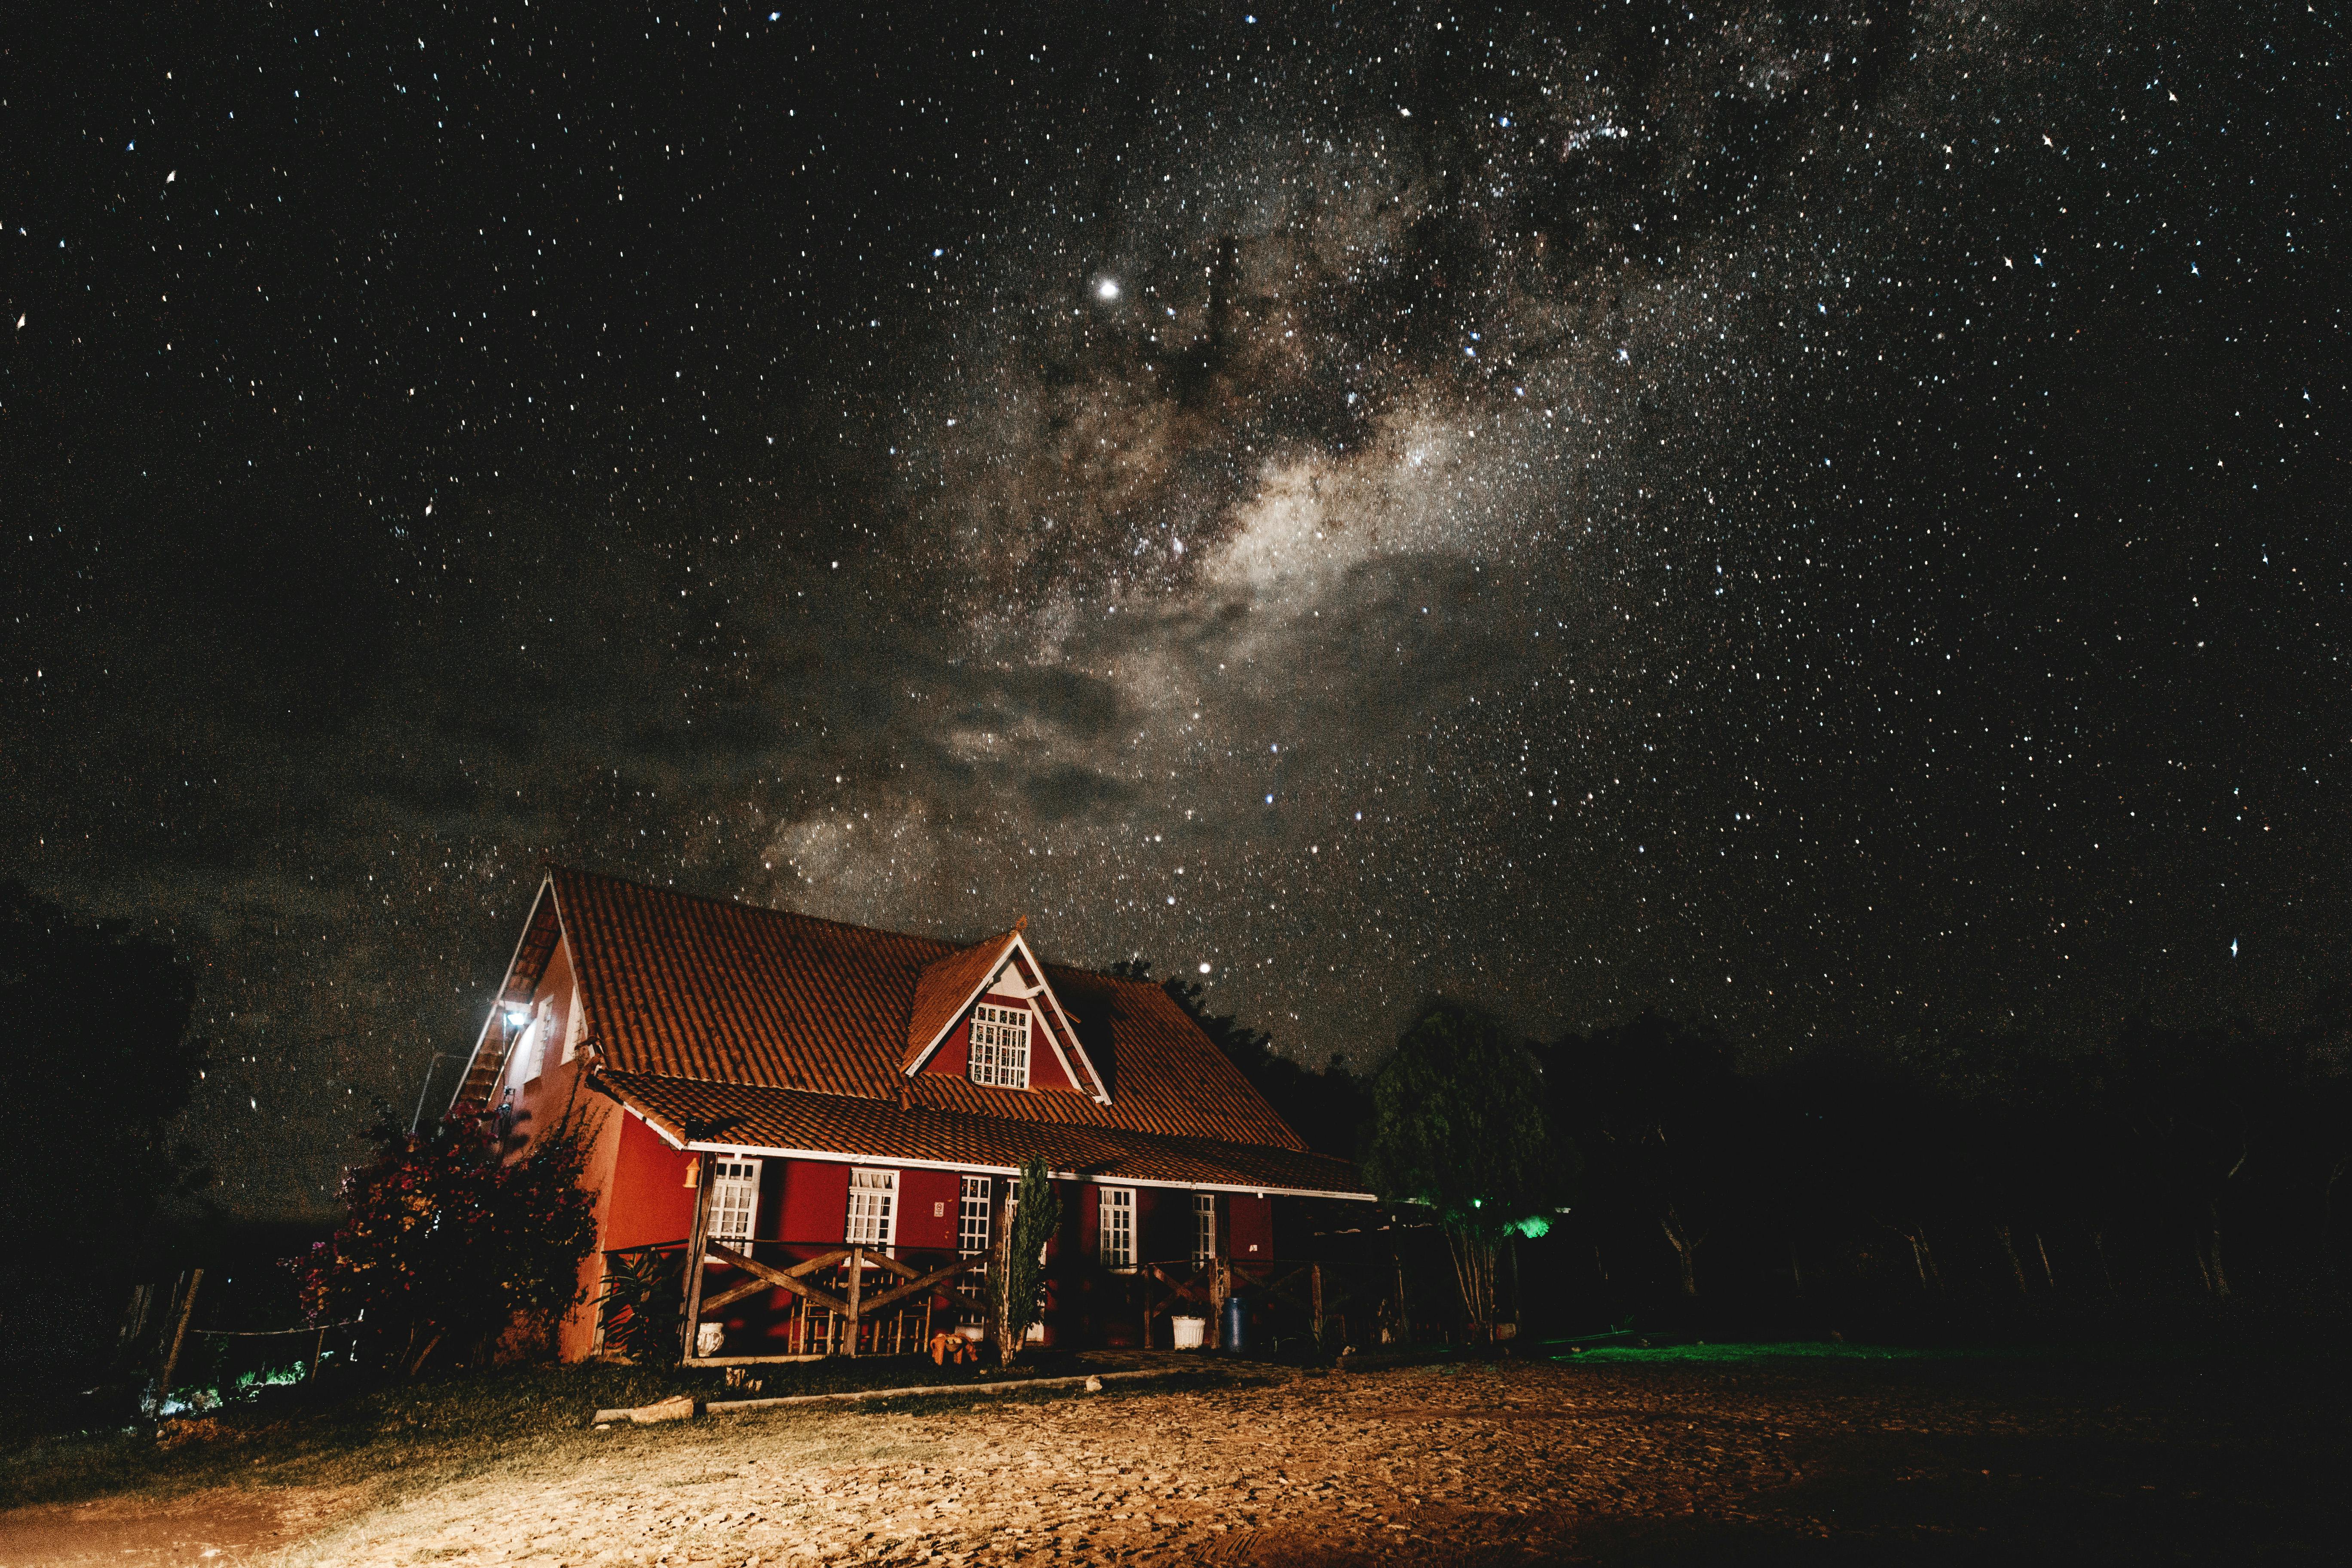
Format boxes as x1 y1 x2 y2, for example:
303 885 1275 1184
1392 1244 1408 1345
680 1154 715 1363
1310 1262 1325 1345
155 1268 204 1414
1209 1259 1230 1350
846 1246 864 1357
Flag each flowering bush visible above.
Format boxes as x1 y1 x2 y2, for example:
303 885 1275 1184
296 1109 598 1375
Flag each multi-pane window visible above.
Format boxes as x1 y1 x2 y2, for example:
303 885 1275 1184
956 1175 992 1319
845 1167 897 1246
968 1003 1031 1088
959 1176 993 1256
709 1158 760 1244
1099 1187 1135 1271
1193 1193 1218 1270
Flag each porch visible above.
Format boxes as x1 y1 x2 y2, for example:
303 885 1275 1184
596 1239 1400 1364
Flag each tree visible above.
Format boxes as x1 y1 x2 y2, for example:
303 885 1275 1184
0 886 208 1253
0 886 208 1387
987 1158 1060 1365
1361 1001 1570 1336
1546 1013 1740 1298
296 1107 600 1374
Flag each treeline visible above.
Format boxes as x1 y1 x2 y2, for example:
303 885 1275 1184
1541 1007 2352 1323
0 885 209 1392
1148 959 2352 1327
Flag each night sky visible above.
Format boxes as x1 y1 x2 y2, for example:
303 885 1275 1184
6 2 2344 1219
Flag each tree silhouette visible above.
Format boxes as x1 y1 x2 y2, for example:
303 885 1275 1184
1363 1001 1572 1335
0 885 208 1378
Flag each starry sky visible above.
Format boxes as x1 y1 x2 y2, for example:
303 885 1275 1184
5 2 2345 1219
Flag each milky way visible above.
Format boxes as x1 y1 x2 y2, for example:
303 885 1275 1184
5 2 2343 1217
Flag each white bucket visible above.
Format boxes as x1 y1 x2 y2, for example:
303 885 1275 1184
1170 1315 1206 1350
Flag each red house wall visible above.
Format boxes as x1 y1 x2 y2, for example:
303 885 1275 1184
1228 1192 1274 1261
922 1019 972 1078
602 1111 696 1250
898 1167 961 1251
778 1158 851 1244
1135 1186 1186 1266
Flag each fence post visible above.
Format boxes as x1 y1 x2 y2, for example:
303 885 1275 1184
154 1268 205 1415
1311 1262 1325 1344
1210 1259 1230 1349
846 1246 864 1357
680 1155 715 1363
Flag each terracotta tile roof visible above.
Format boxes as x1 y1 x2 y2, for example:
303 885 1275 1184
598 1070 1372 1198
548 866 1306 1151
902 930 1020 1074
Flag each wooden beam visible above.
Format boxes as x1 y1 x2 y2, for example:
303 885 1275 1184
1256 1265 1314 1314
864 1250 922 1282
846 1247 863 1357
851 1259 968 1320
703 1242 852 1317
680 1157 717 1361
697 1274 779 1317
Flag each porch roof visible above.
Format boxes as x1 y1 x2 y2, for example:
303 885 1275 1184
596 1069 1375 1200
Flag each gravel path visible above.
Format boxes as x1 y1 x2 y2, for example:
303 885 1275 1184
249 1355 2350 1566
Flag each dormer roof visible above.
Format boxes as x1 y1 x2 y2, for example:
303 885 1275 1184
900 928 1106 1100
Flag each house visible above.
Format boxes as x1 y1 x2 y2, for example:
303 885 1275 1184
447 867 1375 1360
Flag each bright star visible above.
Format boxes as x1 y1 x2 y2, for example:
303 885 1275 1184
1096 278 1121 300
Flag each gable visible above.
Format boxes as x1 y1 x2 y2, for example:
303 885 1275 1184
900 931 1105 1100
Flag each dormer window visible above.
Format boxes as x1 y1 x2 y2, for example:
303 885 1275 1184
969 1003 1031 1088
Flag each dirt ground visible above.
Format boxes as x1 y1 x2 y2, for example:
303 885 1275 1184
4 1353 2344 1567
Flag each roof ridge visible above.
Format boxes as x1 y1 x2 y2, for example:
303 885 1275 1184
548 862 1172 988
550 862 981 951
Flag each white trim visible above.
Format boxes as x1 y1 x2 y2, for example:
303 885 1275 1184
668 1136 1375 1202
625 1102 690 1152
445 873 559 1116
558 925 587 1064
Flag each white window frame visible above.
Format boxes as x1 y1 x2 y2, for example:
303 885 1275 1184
968 1002 1032 1089
708 1157 761 1245
559 990 585 1064
1193 1193 1218 1270
956 1175 992 1318
958 1175 993 1257
1099 1186 1136 1272
507 1003 542 1091
845 1167 898 1247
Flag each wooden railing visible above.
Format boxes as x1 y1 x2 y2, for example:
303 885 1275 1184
693 1240 976 1362
1138 1257 1382 1351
